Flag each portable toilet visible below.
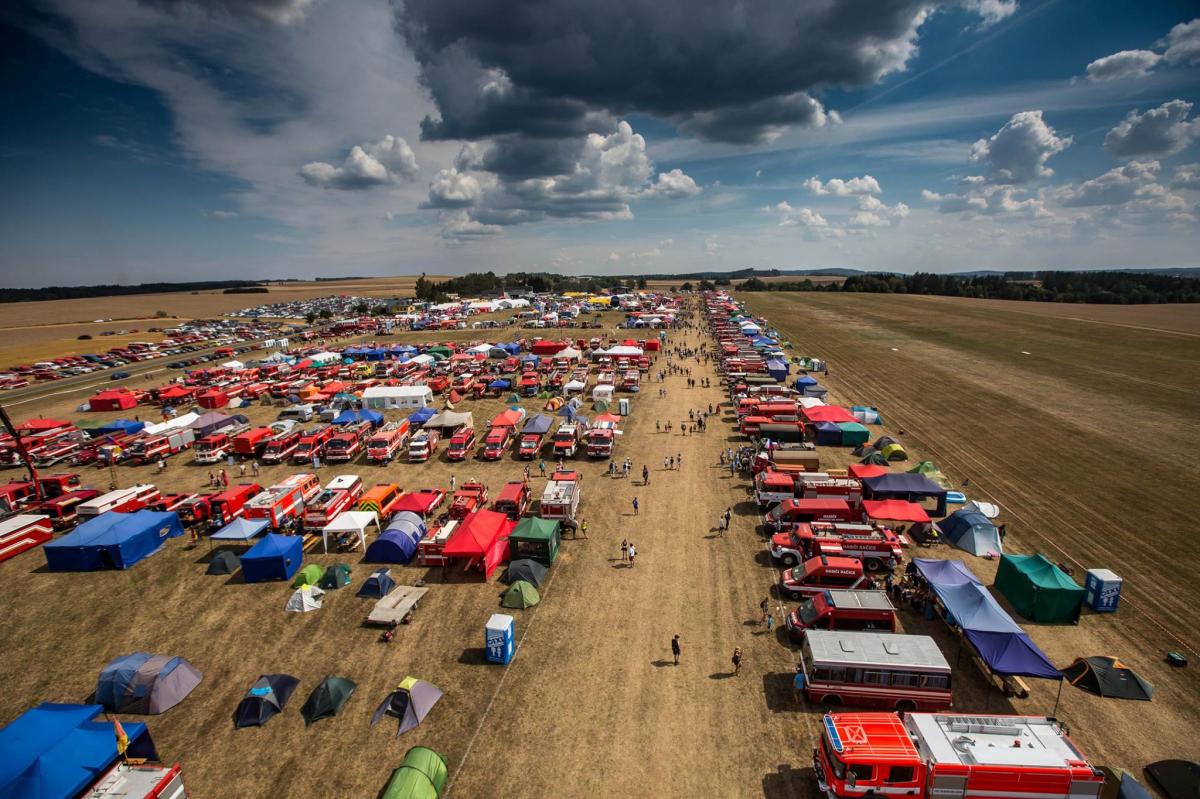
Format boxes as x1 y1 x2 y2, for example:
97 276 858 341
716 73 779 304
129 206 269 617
1084 568 1123 612
617 398 631 416
485 613 515 665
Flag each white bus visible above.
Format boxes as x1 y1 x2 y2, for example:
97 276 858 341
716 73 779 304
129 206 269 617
798 629 953 712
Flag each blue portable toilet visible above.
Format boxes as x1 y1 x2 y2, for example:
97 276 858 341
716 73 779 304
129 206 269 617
485 613 515 665
1084 568 1123 612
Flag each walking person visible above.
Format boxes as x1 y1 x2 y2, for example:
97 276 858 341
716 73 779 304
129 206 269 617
724 507 732 530
450 474 456 491
671 635 681 666
732 647 743 677
239 462 246 478
766 612 774 632
219 468 229 488
642 464 649 485
621 538 629 561
760 598 769 625
632 497 639 516
628 542 637 567
579 519 588 539
677 452 682 470
539 460 546 477
251 460 259 477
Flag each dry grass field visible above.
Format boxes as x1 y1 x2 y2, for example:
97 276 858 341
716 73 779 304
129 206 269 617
0 293 1196 797
0 276 447 366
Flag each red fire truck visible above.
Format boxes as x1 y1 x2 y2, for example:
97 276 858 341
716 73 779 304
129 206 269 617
208 483 263 529
770 522 905 571
785 590 897 642
755 471 862 508
34 488 101 530
408 429 441 462
763 498 857 532
585 426 616 458
779 555 867 599
480 426 512 460
193 433 234 464
324 421 372 463
446 427 477 462
260 429 302 464
491 480 530 521
292 425 335 464
232 426 274 458
813 712 1104 799
448 480 489 519
366 420 410 463
243 480 307 528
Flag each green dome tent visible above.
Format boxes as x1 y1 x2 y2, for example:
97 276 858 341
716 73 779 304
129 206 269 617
506 393 521 405
860 450 890 466
381 747 449 799
501 580 541 609
880 442 908 461
908 460 940 474
291 563 324 588
318 563 351 590
994 553 1085 623
300 675 356 725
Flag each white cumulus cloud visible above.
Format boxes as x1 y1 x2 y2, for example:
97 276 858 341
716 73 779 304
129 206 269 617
1085 50 1162 81
1056 161 1160 207
300 135 419 190
968 110 1071 184
1170 163 1200 190
1162 18 1200 66
803 175 882 196
1104 100 1200 159
643 169 702 199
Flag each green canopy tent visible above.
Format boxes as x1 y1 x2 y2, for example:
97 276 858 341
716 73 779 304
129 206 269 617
426 346 452 360
300 675 356 725
837 422 871 446
381 746 449 799
995 553 1085 623
318 563 351 590
501 580 541 609
507 517 561 564
291 563 324 588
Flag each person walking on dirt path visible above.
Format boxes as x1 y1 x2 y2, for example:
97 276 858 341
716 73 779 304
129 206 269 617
656 420 660 433
632 497 639 515
760 598 769 624
450 474 456 491
219 468 228 488
621 538 629 561
239 462 247 478
724 507 732 530
642 464 649 485
732 647 743 677
677 452 683 470
208 471 216 487
580 519 588 539
671 635 681 665
766 613 774 632
251 460 259 477
628 543 637 566
539 460 546 477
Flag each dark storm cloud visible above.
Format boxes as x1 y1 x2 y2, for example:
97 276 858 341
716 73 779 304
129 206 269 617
399 0 986 144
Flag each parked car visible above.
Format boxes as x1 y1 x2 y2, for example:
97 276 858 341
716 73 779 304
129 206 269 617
111 371 131 380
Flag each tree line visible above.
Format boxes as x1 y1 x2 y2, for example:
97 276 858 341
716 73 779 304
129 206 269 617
736 271 1200 304
413 271 646 302
1 280 265 303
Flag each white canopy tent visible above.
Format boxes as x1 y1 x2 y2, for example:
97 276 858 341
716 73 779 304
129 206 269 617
143 411 199 436
362 385 433 410
601 345 643 357
322 510 380 553
592 384 615 401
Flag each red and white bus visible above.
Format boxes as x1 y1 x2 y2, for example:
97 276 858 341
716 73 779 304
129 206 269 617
798 629 952 711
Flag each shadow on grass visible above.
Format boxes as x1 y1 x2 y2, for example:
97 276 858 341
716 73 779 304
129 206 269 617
761 764 812 799
458 647 489 666
762 672 802 714
709 671 736 680
650 659 675 668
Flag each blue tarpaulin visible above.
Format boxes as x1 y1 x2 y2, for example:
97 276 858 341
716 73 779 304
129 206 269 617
919 561 1060 679
333 408 384 427
487 379 512 390
862 473 948 517
211 517 270 541
408 407 437 426
240 533 302 582
44 511 183 572
0 703 155 799
94 419 145 436
766 359 789 381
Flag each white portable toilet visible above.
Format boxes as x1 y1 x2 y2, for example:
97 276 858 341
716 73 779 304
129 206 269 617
617 398 631 416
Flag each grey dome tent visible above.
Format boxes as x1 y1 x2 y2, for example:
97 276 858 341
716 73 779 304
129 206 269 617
300 675 356 725
937 510 1003 557
860 450 890 466
504 558 548 589
371 677 443 736
358 568 396 598
206 550 240 575
96 652 203 715
235 673 299 728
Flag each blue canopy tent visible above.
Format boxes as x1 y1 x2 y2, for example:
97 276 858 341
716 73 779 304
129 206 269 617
94 419 145 436
487 379 512 391
927 580 1060 680
938 510 1003 557
793 375 818 391
332 409 384 427
862 473 948 517
0 703 156 799
502 342 521 355
408 407 437 426
766 359 789 382
813 422 842 446
210 517 270 542
240 533 303 583
521 414 555 435
488 346 508 359
913 558 982 586
365 512 426 564
44 511 183 572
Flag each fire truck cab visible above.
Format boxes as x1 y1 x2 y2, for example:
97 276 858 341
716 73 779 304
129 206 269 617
446 427 477 461
779 555 867 599
814 712 1104 799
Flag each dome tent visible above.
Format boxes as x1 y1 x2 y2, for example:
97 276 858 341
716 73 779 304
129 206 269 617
501 580 541 609
371 677 443 736
235 674 299 728
358 568 396 598
300 675 357 725
96 652 202 715
381 747 449 799
286 584 325 612
937 510 1002 557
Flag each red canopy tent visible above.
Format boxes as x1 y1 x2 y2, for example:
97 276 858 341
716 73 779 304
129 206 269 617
861 499 931 524
593 412 620 424
441 509 516 579
391 491 445 517
530 340 567 356
801 405 858 424
89 390 138 412
16 418 71 432
158 385 195 402
848 463 890 479
196 389 230 409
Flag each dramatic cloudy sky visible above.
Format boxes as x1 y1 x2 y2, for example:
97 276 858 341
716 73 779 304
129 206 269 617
1 0 1199 285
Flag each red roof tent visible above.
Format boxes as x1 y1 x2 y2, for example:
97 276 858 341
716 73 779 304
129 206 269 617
801 406 859 424
593 412 620 424
196 389 229 409
491 409 524 428
530 340 568 356
158 385 195 401
16 419 72 432
392 491 444 517
89 390 138 412
861 499 931 524
441 509 516 579
848 463 890 480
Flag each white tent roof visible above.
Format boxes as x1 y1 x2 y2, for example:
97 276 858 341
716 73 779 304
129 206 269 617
424 410 474 430
408 353 435 366
322 510 379 553
286 584 325 612
602 345 643 356
797 397 826 409
143 411 199 436
465 343 493 354
592 384 615 398
963 500 1001 519
221 360 244 370
563 379 586 391
557 347 582 359
363 385 432 399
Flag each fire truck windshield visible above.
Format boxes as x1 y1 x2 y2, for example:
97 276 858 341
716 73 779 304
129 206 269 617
797 599 820 625
820 735 846 780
